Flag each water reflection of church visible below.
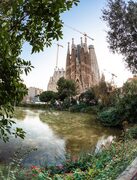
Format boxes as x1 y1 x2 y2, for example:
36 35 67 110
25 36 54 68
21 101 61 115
47 37 100 94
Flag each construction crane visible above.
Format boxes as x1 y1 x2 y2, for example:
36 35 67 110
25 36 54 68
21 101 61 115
55 43 63 69
103 69 117 85
64 24 94 42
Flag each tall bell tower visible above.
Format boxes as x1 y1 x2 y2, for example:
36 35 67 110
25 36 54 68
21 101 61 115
66 37 100 94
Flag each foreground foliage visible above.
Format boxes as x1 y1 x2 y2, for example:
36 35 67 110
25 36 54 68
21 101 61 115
1 136 137 179
98 79 137 126
0 0 79 141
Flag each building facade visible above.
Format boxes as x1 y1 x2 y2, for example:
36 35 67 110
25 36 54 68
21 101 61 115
47 68 65 92
66 37 100 94
22 87 43 103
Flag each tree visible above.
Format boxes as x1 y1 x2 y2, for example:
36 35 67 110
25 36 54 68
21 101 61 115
39 91 57 103
93 81 113 107
79 88 97 106
122 78 137 96
57 77 76 101
102 0 137 73
0 0 79 142
119 79 137 122
98 79 137 126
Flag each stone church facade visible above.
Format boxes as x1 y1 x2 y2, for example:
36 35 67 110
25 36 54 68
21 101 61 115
47 68 65 92
66 37 100 94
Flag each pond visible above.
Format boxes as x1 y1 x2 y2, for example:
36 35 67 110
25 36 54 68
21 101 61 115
0 108 121 167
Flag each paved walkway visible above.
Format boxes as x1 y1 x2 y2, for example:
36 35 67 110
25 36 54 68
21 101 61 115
117 157 137 180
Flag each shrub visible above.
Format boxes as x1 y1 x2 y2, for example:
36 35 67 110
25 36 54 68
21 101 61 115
98 107 123 126
69 103 87 112
79 88 97 106
118 95 137 123
61 98 71 110
125 125 137 139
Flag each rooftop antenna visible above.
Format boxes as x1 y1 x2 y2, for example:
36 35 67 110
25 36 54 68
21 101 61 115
64 24 94 41
55 43 63 69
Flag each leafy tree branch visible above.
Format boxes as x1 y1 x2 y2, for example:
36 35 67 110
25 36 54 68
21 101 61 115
102 0 137 73
0 0 79 141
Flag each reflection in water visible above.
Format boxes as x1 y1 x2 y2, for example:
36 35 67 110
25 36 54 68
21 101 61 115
0 109 66 166
13 108 26 120
95 135 115 154
0 108 121 166
39 111 120 155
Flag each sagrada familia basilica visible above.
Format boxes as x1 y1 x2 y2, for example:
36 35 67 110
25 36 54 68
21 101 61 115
47 37 100 94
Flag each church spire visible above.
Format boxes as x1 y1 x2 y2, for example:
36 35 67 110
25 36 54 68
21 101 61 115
101 73 105 82
67 42 70 54
72 38 74 45
84 35 87 45
66 42 71 67
80 37 83 45
71 38 75 49
84 35 88 52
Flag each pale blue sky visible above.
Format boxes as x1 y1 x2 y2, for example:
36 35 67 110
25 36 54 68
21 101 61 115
22 0 132 90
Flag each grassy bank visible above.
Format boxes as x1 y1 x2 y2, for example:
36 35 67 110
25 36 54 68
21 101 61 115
19 103 49 109
19 103 99 114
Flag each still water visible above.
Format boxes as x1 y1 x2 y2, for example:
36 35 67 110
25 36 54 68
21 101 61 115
0 108 120 166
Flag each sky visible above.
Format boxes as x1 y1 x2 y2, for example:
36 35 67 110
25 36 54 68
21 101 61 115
21 0 132 90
